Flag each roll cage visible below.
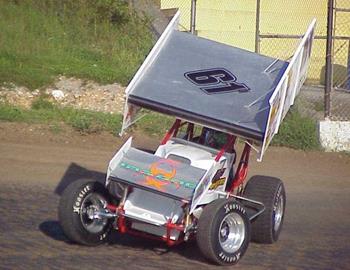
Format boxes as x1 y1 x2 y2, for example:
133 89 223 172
160 119 252 193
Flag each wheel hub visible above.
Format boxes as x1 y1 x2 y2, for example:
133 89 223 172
80 193 108 234
220 224 229 241
218 213 245 254
273 194 284 232
86 205 101 220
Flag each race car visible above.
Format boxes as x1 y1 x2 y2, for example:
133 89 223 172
58 11 316 265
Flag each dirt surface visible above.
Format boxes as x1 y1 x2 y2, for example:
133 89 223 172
0 122 350 270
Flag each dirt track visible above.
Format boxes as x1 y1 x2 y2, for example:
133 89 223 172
0 122 350 270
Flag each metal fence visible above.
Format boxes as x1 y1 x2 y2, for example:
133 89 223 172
160 0 350 121
331 0 350 120
255 0 328 121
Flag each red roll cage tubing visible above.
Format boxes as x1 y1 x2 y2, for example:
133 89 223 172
160 119 251 192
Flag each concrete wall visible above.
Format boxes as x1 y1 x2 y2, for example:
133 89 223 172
319 120 350 152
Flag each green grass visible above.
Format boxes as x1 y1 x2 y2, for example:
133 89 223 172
314 100 324 112
0 0 154 89
0 1 322 150
0 100 122 134
0 98 173 136
134 108 320 151
0 99 320 150
134 112 174 137
272 109 320 150
135 109 321 150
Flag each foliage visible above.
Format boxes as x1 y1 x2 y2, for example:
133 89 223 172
0 0 153 89
0 98 321 150
135 112 174 137
31 96 56 110
272 109 320 150
0 99 122 134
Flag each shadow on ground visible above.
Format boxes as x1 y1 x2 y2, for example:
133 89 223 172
39 220 208 265
43 162 210 265
39 220 68 242
54 162 106 196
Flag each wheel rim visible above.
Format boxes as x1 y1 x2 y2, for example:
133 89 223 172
273 194 284 232
218 213 246 254
80 193 108 234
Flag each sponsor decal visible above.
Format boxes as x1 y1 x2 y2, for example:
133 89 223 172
218 252 241 263
224 202 246 214
119 161 197 190
73 185 91 214
209 177 226 190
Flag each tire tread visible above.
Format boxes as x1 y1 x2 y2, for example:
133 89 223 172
243 175 285 244
58 179 111 246
196 199 250 265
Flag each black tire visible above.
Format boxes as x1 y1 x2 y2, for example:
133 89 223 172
196 199 251 265
58 179 113 246
243 175 286 244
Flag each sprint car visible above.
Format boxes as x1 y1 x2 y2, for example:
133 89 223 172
58 11 316 265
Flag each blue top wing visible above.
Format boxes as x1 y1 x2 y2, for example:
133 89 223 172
121 11 315 161
127 29 288 142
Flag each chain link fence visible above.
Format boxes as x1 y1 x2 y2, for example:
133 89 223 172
256 0 328 121
159 0 350 120
160 0 192 31
331 0 350 120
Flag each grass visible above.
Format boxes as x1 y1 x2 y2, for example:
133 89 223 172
0 99 122 134
0 0 320 149
272 108 320 150
313 100 324 112
135 108 321 150
0 97 173 136
134 112 174 137
0 99 320 150
0 0 154 89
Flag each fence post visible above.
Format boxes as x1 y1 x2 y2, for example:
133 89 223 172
347 40 350 90
325 0 334 118
190 0 197 35
255 0 261 53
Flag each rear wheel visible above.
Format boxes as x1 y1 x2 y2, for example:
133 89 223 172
243 176 286 244
196 199 251 265
58 179 113 246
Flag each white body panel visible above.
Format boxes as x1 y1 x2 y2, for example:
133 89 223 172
156 139 234 212
106 137 133 186
156 140 216 170
124 189 183 226
107 138 234 239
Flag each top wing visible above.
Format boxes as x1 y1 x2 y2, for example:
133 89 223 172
120 11 316 161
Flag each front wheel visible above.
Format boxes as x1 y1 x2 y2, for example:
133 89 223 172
58 179 113 246
196 199 251 265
